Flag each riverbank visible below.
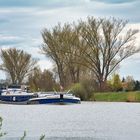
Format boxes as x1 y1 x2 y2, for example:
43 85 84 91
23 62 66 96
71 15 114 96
91 91 140 102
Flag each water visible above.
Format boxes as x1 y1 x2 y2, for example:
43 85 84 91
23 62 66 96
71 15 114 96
0 102 140 140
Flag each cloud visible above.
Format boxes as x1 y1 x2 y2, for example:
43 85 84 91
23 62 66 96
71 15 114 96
0 34 24 46
92 0 139 4
2 0 138 8
0 0 90 8
120 55 140 80
0 0 140 80
38 59 54 71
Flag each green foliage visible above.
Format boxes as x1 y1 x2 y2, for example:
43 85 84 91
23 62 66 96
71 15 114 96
70 83 86 101
19 131 45 140
110 74 122 91
20 131 26 140
91 91 140 102
70 79 95 100
80 79 95 100
93 92 127 102
0 116 45 140
0 117 6 138
40 135 45 140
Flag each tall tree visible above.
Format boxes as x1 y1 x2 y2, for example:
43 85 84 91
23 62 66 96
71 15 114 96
0 48 37 85
41 23 84 87
125 76 135 91
134 80 140 91
41 24 67 87
79 17 140 91
111 74 122 91
28 68 58 92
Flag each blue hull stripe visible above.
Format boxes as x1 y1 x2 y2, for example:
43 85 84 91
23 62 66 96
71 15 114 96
29 98 80 104
0 95 34 102
0 95 80 104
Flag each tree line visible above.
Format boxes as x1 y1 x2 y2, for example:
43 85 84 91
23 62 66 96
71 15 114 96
107 74 140 92
0 17 140 93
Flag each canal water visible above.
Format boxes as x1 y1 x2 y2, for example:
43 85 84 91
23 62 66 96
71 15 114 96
0 102 140 140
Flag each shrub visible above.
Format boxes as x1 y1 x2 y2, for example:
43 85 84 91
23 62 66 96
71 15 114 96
70 79 95 100
126 92 136 102
80 79 95 100
0 117 6 138
70 83 86 101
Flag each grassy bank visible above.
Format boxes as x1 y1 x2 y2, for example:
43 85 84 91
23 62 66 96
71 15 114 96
90 91 140 102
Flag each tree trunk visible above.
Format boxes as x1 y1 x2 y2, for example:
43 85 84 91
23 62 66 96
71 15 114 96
98 76 107 92
57 64 66 88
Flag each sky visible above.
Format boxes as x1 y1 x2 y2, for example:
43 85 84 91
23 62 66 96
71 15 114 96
0 0 140 80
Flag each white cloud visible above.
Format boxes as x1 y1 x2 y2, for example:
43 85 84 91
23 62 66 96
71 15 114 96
38 59 54 71
0 34 23 41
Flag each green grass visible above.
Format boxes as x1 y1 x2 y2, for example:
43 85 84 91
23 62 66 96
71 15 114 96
91 91 140 102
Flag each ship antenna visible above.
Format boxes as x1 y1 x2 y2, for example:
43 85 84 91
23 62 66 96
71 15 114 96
66 90 71 94
53 88 58 94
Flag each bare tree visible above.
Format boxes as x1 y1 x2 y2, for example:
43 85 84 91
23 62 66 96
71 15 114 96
79 17 140 91
41 24 66 87
0 48 38 85
41 23 84 87
41 17 140 91
28 68 57 92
